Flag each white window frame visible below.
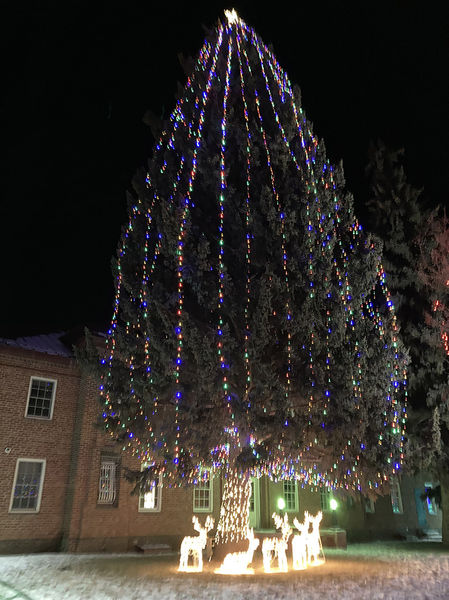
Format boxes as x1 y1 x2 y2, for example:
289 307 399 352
9 458 46 513
390 478 403 514
320 488 332 512
424 482 438 515
139 473 162 513
283 480 299 512
363 497 375 513
25 376 57 420
98 457 118 505
249 477 260 528
193 475 213 513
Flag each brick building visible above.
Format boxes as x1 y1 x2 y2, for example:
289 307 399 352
0 332 442 554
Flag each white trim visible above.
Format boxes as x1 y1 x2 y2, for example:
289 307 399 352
98 459 117 504
283 480 299 512
9 458 46 513
138 473 163 513
390 478 403 514
193 475 213 513
320 488 332 513
25 376 57 420
249 477 260 528
424 482 438 515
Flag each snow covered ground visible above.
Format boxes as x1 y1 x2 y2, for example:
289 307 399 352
1 542 449 600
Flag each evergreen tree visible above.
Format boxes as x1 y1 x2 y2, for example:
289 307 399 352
101 11 406 545
365 141 449 540
417 211 449 541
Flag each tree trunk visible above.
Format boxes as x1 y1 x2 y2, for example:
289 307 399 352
213 469 251 560
439 470 449 545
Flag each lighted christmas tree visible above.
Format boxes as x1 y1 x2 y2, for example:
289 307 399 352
100 10 406 546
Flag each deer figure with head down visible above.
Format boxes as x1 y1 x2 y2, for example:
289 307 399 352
218 527 260 574
178 515 214 572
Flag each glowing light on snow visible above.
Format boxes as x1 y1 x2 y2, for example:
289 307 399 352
178 515 214 572
215 528 260 574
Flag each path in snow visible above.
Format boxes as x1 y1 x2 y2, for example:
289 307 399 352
0 542 448 599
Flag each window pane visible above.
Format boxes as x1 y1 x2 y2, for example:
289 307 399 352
27 379 54 418
139 479 160 510
283 481 297 510
12 461 43 510
98 461 117 504
194 478 211 510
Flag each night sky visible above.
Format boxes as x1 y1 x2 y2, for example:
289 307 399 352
2 1 448 338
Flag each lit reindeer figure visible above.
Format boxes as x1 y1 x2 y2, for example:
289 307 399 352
178 515 214 572
292 513 311 570
307 510 323 565
262 512 292 573
218 527 260 574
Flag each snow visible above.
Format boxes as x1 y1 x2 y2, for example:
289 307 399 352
1 542 449 599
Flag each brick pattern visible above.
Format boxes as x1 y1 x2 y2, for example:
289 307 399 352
0 344 219 554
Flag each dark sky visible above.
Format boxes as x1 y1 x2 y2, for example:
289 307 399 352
2 1 448 338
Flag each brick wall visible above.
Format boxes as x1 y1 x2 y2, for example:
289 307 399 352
0 347 80 553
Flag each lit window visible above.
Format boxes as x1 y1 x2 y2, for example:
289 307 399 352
283 480 298 511
10 459 46 512
139 473 162 512
25 377 57 419
193 475 213 512
390 478 403 514
424 482 438 515
98 457 118 505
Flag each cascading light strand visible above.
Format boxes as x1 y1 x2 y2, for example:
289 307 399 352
235 26 252 416
217 28 234 443
172 24 225 472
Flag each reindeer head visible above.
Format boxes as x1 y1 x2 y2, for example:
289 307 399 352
247 527 260 549
192 516 201 532
294 512 311 535
272 512 292 542
311 511 322 530
204 515 215 532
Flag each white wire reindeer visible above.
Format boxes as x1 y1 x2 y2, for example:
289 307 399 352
292 512 311 570
307 510 323 565
178 515 214 572
218 527 260 574
262 512 292 572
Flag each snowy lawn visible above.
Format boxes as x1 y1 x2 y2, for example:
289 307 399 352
1 542 449 600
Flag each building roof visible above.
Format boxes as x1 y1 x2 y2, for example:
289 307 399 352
0 332 74 357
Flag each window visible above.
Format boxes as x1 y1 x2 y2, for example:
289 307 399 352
193 475 213 512
363 497 375 513
25 377 57 419
424 482 438 515
139 474 162 512
98 456 118 505
390 478 403 514
10 459 46 512
283 480 298 511
249 480 255 513
320 488 331 512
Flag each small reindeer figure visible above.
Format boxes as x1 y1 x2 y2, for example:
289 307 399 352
292 513 311 570
219 528 260 574
178 515 214 572
307 511 323 565
262 512 292 573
